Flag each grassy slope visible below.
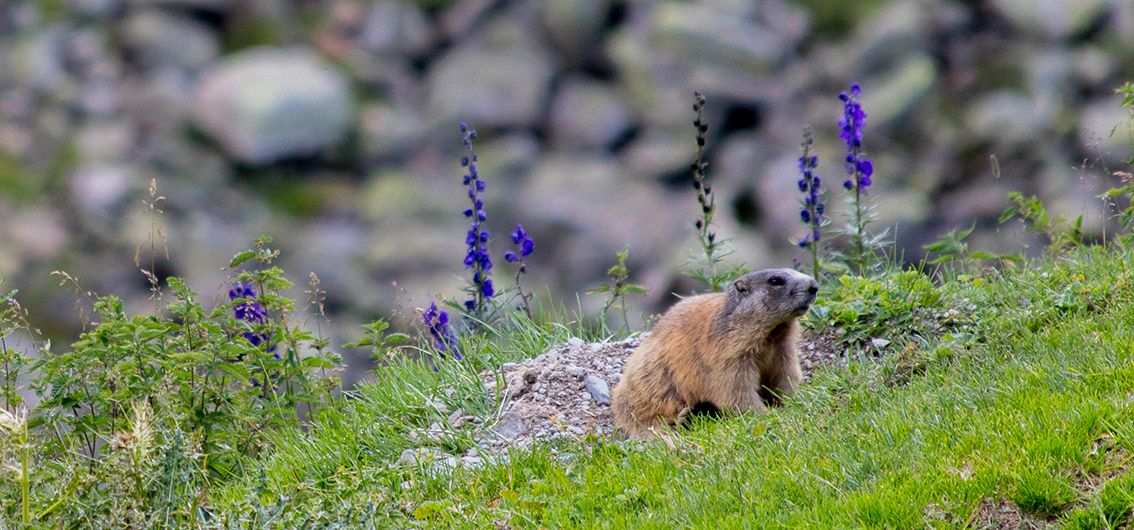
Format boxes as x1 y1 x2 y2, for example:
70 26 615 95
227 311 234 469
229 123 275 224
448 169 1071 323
212 249 1134 528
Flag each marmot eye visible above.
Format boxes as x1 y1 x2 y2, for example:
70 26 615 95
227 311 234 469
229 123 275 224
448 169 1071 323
768 276 785 286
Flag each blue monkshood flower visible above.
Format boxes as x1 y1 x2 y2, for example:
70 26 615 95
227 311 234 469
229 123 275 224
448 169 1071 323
228 281 277 355
423 301 461 359
839 83 873 192
460 122 493 312
795 130 825 249
505 224 535 263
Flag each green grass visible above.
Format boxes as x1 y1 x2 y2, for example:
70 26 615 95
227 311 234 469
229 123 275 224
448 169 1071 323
197 248 1134 528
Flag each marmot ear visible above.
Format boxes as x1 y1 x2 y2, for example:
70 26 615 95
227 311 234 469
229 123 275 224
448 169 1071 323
734 278 750 295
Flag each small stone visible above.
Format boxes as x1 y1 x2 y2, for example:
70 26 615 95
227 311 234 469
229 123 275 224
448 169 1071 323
870 338 892 349
492 411 526 440
567 337 585 348
461 456 483 468
584 375 611 406
429 400 449 414
398 447 443 465
447 408 467 428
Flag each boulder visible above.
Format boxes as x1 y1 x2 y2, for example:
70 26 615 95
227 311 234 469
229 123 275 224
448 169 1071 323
193 47 354 164
425 45 555 128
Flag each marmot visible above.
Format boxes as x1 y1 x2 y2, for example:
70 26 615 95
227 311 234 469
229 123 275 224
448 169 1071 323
612 269 818 437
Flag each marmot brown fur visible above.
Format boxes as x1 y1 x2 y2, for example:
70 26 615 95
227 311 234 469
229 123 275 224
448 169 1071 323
612 269 818 437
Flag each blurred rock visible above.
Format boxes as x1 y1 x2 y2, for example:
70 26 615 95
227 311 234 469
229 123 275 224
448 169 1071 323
1079 97 1134 158
620 129 695 181
123 10 219 71
605 30 689 129
538 0 609 65
136 0 231 11
651 1 791 72
360 0 433 56
549 77 633 150
71 0 122 18
520 153 685 287
859 53 936 128
991 0 1110 41
12 28 68 92
193 47 354 164
75 119 131 163
360 101 427 160
425 45 555 128
70 164 134 221
6 207 67 259
966 91 1051 146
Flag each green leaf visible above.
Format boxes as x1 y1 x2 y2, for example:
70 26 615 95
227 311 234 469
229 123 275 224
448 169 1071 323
169 351 213 364
229 250 257 268
384 333 411 345
302 356 336 369
218 363 252 385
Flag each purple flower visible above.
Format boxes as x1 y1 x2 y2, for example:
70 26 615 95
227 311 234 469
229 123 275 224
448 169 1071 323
510 224 527 244
505 223 535 268
228 281 275 354
459 123 494 314
794 130 825 250
423 301 460 359
839 83 873 193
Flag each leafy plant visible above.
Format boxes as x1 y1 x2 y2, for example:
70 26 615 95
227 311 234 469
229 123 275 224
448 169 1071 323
0 289 35 413
923 222 1022 267
344 318 412 364
1097 82 1134 247
587 246 648 332
999 192 1084 254
32 237 341 475
807 270 946 346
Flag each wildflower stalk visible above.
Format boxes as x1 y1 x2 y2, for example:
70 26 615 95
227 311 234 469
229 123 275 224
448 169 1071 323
691 93 717 277
794 129 827 279
838 83 877 274
459 122 494 321
504 224 535 318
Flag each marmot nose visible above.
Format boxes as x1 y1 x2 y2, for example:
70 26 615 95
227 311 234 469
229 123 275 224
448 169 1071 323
807 285 818 296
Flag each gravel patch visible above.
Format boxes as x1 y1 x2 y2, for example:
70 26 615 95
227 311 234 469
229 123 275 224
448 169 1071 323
476 331 848 449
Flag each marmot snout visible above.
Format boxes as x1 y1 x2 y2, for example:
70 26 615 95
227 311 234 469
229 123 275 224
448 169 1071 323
612 269 818 437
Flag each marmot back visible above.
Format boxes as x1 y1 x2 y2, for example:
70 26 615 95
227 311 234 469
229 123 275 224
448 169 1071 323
612 269 818 437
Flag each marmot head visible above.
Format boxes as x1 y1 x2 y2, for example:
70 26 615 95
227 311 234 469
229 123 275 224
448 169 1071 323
721 269 819 330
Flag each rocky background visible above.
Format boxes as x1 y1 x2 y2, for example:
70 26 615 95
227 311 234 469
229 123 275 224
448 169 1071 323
1 0 1133 382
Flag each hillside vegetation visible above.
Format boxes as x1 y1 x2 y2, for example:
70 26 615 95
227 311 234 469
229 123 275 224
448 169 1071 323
199 249 1134 528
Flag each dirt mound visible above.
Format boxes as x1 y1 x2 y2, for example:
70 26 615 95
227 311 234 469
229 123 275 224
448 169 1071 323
478 331 844 449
